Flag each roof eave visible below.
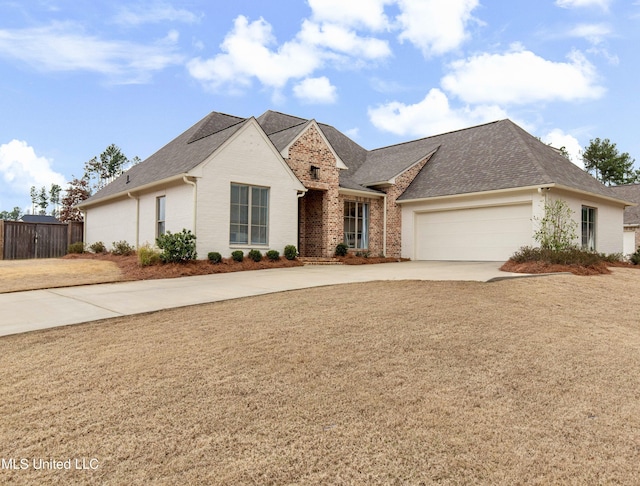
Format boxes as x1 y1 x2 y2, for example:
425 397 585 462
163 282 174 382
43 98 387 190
76 173 192 209
339 187 385 198
396 184 549 204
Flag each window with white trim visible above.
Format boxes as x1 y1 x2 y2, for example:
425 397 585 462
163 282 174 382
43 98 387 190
156 196 166 237
344 201 369 249
230 184 269 245
582 206 596 250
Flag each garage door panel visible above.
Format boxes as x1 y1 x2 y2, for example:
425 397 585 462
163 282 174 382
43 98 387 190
415 204 532 261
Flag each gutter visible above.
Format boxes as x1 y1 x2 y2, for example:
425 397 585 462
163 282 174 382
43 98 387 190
77 173 191 209
182 176 197 233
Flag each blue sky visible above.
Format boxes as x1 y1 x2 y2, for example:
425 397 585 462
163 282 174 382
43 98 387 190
1 0 639 212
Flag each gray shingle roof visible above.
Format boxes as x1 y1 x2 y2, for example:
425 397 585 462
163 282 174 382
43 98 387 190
610 184 640 225
398 119 620 201
80 112 248 205
80 109 626 208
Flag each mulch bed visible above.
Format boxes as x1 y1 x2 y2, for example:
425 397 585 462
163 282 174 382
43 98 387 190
64 253 304 281
500 259 638 276
63 252 408 281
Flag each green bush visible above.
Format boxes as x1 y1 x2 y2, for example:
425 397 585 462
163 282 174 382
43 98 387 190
138 244 161 266
89 241 106 254
67 241 85 254
112 240 134 256
208 251 222 264
266 250 280 261
231 250 244 262
156 229 197 263
284 245 297 260
335 243 348 257
631 248 640 265
248 249 262 262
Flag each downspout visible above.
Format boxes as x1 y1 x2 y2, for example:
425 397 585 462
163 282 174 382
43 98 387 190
127 192 139 248
383 193 388 257
183 176 197 234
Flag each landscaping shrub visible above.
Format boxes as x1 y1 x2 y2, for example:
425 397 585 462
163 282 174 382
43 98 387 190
138 244 161 266
533 200 578 251
156 229 197 263
208 251 222 264
248 249 262 262
284 245 297 260
89 241 106 254
511 246 606 266
112 240 135 256
67 241 85 254
335 243 348 257
631 248 640 265
231 250 244 262
266 250 280 261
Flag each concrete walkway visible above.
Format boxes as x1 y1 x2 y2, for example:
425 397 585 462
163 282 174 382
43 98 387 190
0 261 527 337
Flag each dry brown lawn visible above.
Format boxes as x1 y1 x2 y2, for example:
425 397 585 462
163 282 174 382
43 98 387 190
0 258 123 293
1 268 639 484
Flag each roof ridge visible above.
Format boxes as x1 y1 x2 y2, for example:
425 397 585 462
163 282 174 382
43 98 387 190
503 120 553 181
369 119 506 153
266 119 309 137
187 112 248 144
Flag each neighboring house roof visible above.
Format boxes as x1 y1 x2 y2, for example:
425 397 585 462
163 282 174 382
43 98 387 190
20 214 61 223
398 119 623 201
610 184 640 225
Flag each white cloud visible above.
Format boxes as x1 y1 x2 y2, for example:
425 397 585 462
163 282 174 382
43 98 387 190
187 14 393 94
441 47 605 105
0 140 67 208
298 20 391 60
187 16 323 91
556 0 612 10
114 2 201 25
368 88 507 137
567 23 611 44
308 0 392 31
293 77 337 104
542 129 584 168
0 22 183 83
396 0 480 56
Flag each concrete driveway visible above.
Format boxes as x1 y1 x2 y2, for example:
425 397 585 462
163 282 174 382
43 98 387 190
0 261 527 337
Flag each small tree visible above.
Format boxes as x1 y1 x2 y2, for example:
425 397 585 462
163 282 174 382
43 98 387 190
59 176 91 222
533 200 578 251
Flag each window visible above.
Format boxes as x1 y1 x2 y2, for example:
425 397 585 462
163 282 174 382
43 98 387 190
156 196 166 237
230 184 269 245
344 201 369 249
582 206 596 250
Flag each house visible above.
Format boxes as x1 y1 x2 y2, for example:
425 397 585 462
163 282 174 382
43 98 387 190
77 110 633 261
20 214 62 224
609 183 640 255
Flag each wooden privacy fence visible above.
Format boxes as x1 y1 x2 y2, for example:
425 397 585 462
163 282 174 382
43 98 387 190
0 221 83 260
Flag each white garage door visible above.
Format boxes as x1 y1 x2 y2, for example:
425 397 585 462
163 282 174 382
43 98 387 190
415 203 533 261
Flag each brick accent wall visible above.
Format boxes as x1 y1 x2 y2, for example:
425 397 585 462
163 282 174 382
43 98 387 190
285 124 431 258
380 156 431 258
285 125 342 257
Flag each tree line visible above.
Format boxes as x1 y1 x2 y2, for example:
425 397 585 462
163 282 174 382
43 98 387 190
0 144 138 222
